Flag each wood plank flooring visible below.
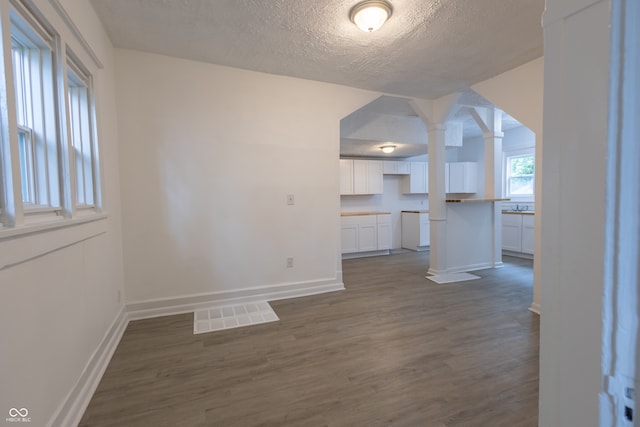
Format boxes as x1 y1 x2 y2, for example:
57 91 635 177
80 253 539 427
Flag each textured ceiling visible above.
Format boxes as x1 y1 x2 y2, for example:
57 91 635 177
89 0 544 98
340 94 525 158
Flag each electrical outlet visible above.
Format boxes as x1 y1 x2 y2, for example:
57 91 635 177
286 257 294 268
287 194 295 205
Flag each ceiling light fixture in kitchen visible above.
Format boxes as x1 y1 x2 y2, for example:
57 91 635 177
380 144 396 154
350 0 393 32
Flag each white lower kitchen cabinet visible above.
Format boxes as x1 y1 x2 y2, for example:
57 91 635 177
521 214 535 254
502 213 523 252
401 211 430 251
376 214 392 250
502 213 535 256
341 213 391 258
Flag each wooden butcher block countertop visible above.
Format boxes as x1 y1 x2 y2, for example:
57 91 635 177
341 212 391 216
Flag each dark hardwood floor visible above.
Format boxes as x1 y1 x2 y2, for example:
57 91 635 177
80 253 539 427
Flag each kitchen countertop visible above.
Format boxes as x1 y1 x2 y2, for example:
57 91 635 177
341 212 391 216
502 211 535 215
401 210 429 214
446 198 511 203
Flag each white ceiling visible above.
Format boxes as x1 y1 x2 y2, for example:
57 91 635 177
89 0 540 158
89 0 544 99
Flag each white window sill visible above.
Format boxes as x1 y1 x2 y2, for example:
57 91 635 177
0 213 109 270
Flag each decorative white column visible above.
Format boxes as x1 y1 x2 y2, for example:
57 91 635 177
484 125 504 269
426 123 448 275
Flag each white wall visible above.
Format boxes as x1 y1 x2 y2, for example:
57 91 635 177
539 0 611 425
340 175 428 249
471 57 543 314
115 49 378 304
0 0 124 425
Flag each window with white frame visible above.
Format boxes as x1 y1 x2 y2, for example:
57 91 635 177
504 148 535 200
67 59 96 208
10 12 60 212
0 1 102 230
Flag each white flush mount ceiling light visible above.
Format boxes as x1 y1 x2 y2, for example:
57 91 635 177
350 0 393 32
380 144 396 154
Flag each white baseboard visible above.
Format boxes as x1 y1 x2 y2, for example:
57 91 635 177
428 262 495 276
529 302 541 315
127 278 344 320
47 306 129 427
341 249 390 259
502 250 534 260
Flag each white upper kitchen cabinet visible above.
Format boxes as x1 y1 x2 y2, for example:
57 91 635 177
368 160 384 194
353 160 383 195
448 162 477 193
340 159 354 195
402 162 428 194
383 160 410 175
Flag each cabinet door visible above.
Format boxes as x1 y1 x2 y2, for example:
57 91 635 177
397 161 411 175
461 162 477 193
383 161 398 175
368 160 384 194
339 159 354 195
353 160 368 194
409 162 427 193
358 223 377 252
377 215 391 250
448 163 465 193
445 163 451 193
419 215 430 246
448 162 477 193
502 214 523 252
341 217 361 254
521 215 535 254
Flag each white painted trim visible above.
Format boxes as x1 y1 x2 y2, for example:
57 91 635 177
127 278 345 321
47 306 128 427
502 250 534 260
341 249 390 260
0 215 108 270
543 0 605 28
47 0 104 69
427 263 494 276
529 303 541 315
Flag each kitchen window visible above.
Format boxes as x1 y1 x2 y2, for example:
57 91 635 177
504 148 535 200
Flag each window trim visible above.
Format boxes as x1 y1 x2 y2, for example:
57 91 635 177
0 0 104 234
503 147 535 202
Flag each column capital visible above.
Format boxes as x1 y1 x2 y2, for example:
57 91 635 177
483 130 505 139
428 123 448 132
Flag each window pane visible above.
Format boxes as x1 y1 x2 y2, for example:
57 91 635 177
18 130 33 203
10 18 59 210
510 155 535 177
67 68 95 207
509 176 534 195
